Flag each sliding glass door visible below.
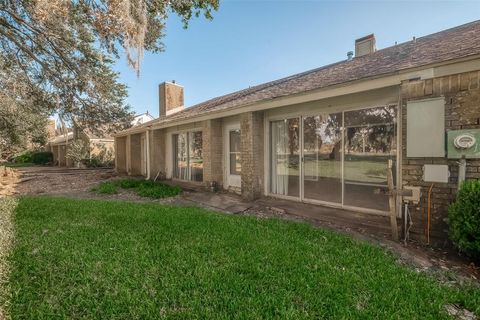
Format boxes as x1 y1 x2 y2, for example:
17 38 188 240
343 106 397 211
173 131 203 182
270 118 300 197
303 113 342 204
269 105 397 213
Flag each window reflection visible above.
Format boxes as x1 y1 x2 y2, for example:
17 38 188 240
270 118 300 197
173 131 203 182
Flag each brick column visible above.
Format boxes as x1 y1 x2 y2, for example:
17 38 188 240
149 129 166 179
203 119 223 189
240 111 264 200
126 135 131 174
129 133 142 175
115 136 127 173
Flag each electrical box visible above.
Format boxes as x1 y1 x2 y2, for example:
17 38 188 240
423 164 449 183
406 97 445 157
403 186 421 204
447 129 480 159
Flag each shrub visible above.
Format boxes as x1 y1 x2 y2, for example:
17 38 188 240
90 179 182 199
117 179 143 189
136 181 182 199
91 182 118 194
448 179 480 259
14 152 33 164
31 151 53 165
66 140 90 167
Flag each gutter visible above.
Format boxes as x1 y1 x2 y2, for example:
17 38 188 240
146 127 151 180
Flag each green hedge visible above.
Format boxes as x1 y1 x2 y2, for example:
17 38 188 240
448 179 480 259
14 152 33 164
31 151 53 165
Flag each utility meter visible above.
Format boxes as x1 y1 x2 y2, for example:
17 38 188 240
453 134 476 149
447 129 480 159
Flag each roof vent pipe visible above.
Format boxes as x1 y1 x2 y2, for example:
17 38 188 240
347 51 354 60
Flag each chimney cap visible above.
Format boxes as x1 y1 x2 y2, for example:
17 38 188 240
355 33 375 43
347 51 354 60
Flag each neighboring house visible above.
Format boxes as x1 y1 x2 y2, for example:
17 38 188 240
48 113 154 167
114 21 480 243
132 112 155 127
48 129 114 167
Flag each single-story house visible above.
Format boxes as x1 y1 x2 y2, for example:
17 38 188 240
49 113 156 167
48 130 115 167
114 21 480 243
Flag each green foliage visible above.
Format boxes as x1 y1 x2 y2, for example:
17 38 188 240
0 0 219 141
66 140 90 166
136 181 182 199
84 143 114 168
91 179 182 199
91 182 118 194
9 197 480 318
31 152 53 165
448 179 480 258
14 152 33 164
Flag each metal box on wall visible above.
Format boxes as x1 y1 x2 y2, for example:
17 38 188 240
447 129 480 159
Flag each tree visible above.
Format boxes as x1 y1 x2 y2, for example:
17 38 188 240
66 139 90 167
0 66 51 158
0 0 219 146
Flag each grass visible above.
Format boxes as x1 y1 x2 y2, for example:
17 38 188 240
2 162 34 168
91 179 182 198
8 197 480 319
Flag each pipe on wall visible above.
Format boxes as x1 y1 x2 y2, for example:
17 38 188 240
146 128 151 180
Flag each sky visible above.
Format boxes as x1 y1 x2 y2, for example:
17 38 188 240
113 0 480 117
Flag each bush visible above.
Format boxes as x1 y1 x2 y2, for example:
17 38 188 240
90 179 182 199
448 179 480 259
31 151 53 165
14 152 33 164
91 182 118 194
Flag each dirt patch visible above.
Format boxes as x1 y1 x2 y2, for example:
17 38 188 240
0 167 19 197
14 167 117 196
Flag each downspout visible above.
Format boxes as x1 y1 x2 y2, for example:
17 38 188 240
146 128 151 180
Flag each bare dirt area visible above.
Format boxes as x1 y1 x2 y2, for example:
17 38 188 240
0 166 19 197
13 166 117 196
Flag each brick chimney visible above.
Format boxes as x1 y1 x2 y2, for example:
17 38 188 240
355 34 376 57
159 81 184 117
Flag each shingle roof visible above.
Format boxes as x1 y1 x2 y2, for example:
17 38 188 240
130 20 480 131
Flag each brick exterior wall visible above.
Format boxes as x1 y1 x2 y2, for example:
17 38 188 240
401 70 480 244
129 133 142 175
203 119 224 189
149 129 166 179
115 136 127 173
240 111 264 200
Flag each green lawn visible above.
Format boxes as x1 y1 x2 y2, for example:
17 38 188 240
7 197 480 319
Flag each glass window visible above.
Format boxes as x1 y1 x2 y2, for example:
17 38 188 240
270 118 300 197
229 130 241 175
303 113 342 203
173 131 203 182
343 106 397 211
173 133 188 180
189 131 203 182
